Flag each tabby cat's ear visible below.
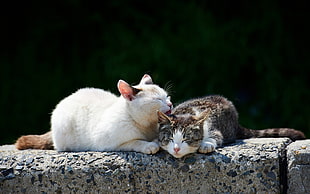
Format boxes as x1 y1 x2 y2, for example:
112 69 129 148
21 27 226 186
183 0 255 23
117 80 141 101
157 111 172 124
139 74 153 85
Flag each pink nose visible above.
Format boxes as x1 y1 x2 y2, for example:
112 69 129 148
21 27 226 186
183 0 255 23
174 147 180 153
167 102 173 108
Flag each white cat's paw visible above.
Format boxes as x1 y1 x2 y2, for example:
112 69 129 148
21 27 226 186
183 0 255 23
199 142 216 153
141 142 160 154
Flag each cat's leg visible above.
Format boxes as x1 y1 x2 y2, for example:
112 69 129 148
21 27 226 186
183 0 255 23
199 122 223 154
199 138 217 153
119 140 160 154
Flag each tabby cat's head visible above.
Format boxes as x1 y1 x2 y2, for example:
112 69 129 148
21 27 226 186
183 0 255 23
157 111 203 158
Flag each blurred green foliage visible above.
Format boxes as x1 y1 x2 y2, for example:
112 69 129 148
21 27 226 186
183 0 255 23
2 0 309 144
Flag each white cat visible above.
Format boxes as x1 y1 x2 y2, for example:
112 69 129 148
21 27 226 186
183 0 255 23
15 74 173 154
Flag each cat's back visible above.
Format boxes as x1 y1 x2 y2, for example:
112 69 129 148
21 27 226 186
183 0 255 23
52 88 118 124
173 95 235 116
68 87 117 102
56 88 117 109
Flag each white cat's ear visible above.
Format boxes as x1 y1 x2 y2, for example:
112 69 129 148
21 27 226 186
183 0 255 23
118 80 141 101
140 74 153 85
157 111 172 124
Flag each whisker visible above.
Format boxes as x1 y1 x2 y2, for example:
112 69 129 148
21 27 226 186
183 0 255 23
164 81 175 96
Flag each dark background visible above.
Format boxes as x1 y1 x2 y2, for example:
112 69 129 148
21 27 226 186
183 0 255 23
2 0 309 144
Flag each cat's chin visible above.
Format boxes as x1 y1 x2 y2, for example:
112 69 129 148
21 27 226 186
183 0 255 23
169 147 198 158
169 150 190 158
171 153 185 158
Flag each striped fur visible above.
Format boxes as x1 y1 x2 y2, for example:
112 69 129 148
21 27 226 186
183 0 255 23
238 127 306 141
159 95 306 158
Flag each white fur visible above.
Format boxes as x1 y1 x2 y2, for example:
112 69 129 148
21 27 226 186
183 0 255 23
199 120 217 153
164 119 217 158
51 75 172 154
165 130 198 158
192 107 200 116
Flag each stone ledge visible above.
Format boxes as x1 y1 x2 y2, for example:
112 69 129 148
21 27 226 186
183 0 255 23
0 138 293 193
287 139 310 194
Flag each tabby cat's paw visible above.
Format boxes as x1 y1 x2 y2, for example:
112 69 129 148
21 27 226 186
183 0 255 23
199 142 216 153
142 142 160 154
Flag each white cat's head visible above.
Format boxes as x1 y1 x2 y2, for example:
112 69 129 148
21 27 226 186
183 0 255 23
157 111 203 158
117 74 173 123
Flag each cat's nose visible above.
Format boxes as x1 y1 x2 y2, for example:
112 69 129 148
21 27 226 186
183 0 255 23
174 147 180 153
174 146 180 153
167 102 173 108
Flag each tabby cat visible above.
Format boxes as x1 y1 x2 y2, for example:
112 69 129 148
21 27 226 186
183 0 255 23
158 95 305 158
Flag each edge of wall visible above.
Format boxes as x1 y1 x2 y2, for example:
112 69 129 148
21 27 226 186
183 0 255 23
287 139 310 194
0 138 309 193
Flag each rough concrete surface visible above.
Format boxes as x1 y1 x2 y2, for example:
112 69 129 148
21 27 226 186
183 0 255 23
0 138 293 193
287 139 310 194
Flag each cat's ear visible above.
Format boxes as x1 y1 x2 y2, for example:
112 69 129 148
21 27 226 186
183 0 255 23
118 80 141 101
139 74 153 85
157 111 172 124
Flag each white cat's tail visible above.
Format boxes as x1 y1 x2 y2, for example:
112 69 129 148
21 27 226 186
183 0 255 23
15 131 54 150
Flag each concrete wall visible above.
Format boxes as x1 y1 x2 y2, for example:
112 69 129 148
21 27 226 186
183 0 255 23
287 140 310 194
0 138 309 193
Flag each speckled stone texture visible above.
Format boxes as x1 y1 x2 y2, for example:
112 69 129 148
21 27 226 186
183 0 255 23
0 138 292 193
287 139 310 194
